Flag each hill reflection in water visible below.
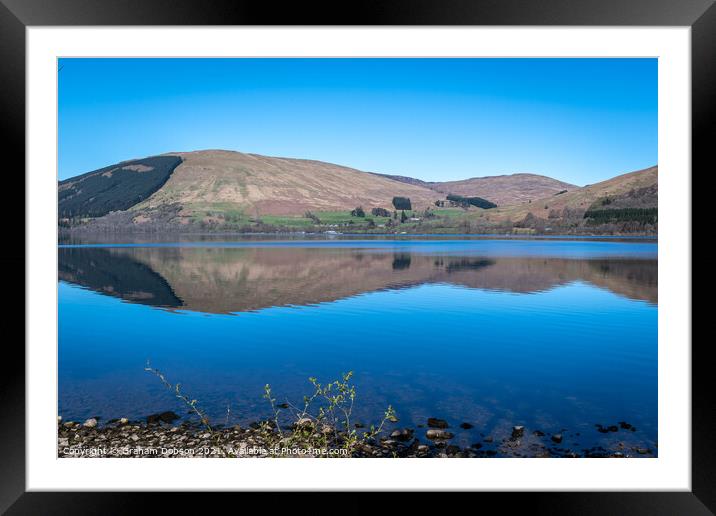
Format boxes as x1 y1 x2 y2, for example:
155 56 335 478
59 244 657 314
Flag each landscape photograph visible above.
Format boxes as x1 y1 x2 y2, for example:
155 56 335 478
57 58 657 458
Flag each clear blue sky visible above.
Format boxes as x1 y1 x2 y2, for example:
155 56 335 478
58 58 657 185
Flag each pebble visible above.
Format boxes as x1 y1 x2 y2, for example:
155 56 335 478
511 425 525 439
551 433 563 444
427 418 449 429
147 411 179 425
426 429 454 440
390 428 414 441
83 418 98 428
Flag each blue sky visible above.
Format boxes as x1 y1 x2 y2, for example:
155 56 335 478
58 58 657 185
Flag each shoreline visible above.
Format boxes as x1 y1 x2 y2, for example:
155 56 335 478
57 416 656 459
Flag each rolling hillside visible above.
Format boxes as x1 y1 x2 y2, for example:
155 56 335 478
492 165 658 224
58 149 656 234
134 150 442 217
376 172 578 206
428 173 578 206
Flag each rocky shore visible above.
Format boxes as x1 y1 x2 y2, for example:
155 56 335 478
57 414 656 458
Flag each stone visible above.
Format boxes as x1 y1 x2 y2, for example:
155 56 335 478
551 433 563 444
511 425 525 439
83 418 98 428
295 418 313 428
607 425 619 432
533 430 545 437
459 422 474 429
483 436 493 443
119 418 129 425
390 428 414 442
471 442 483 450
426 429 454 440
427 418 449 429
147 411 179 425
446 445 461 456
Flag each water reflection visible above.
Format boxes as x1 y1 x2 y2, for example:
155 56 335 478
59 246 657 314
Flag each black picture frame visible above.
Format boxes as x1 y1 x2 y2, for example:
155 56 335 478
1 0 708 512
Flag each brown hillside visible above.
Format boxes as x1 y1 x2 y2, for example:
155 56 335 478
428 173 578 206
135 150 443 216
492 166 658 223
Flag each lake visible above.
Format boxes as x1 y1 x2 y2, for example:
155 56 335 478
58 237 658 456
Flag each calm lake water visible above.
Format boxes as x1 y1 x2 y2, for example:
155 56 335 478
58 238 658 455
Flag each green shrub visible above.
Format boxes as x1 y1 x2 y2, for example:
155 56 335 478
446 194 497 209
392 197 412 210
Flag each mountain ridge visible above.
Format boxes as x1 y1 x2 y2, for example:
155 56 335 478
58 149 657 234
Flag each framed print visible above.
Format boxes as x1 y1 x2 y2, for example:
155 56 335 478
2 0 710 512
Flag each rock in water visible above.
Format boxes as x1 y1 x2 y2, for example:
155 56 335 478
390 428 414 442
83 418 98 428
460 422 474 430
551 433 563 444
427 418 449 429
511 426 525 439
426 429 454 440
147 411 180 425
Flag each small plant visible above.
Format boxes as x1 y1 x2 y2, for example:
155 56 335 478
145 362 395 458
260 371 396 456
145 361 232 457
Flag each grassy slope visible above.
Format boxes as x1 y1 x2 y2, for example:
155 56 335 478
374 172 578 206
135 150 443 218
488 166 658 223
427 173 579 206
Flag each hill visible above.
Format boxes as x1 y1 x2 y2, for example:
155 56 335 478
376 172 578 206
58 150 656 235
132 150 442 218
492 166 658 225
